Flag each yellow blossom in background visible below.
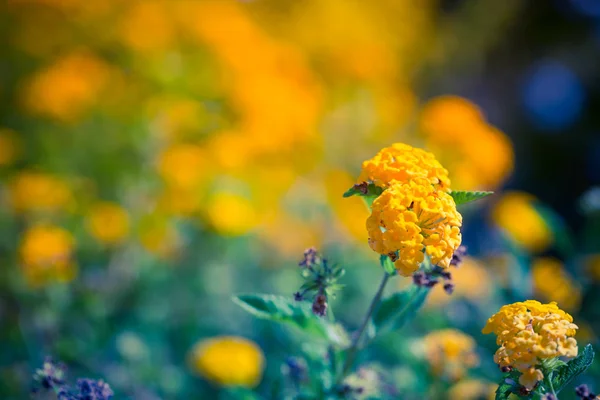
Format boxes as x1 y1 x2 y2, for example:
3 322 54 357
482 300 578 390
120 1 175 53
19 224 76 286
189 336 265 388
427 257 492 307
10 171 73 213
21 51 112 122
448 379 495 400
491 191 553 253
324 169 369 243
258 211 322 259
157 143 207 190
177 0 322 158
358 143 450 190
420 96 513 191
367 178 462 275
423 329 479 381
532 257 581 312
137 216 181 259
86 202 130 245
0 128 21 165
205 192 258 237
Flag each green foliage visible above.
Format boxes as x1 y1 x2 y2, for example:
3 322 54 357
371 285 429 334
494 370 522 400
450 190 493 205
233 294 350 347
379 255 397 275
551 344 595 393
343 183 384 198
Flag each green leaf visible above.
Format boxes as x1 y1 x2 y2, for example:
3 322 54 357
372 285 428 334
450 190 493 205
222 387 262 400
552 344 595 392
343 183 383 198
495 371 521 400
233 294 350 347
379 255 397 275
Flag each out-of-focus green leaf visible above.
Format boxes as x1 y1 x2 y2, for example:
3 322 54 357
222 387 262 400
495 371 521 400
450 190 493 205
372 285 428 334
233 294 350 347
534 203 576 258
552 344 595 392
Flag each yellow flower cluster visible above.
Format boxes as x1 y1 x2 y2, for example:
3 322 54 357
10 171 73 214
358 143 451 191
420 96 514 191
367 177 462 275
189 336 265 388
482 300 579 390
423 329 479 381
448 379 495 400
492 191 553 253
19 225 76 286
86 202 130 245
532 257 581 311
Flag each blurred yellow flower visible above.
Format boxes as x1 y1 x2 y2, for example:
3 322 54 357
448 379 495 400
483 300 578 390
420 96 514 191
426 257 492 307
423 329 479 381
491 191 553 253
157 143 207 190
367 178 462 275
0 128 21 166
120 1 175 53
21 51 112 122
358 143 450 190
205 192 258 236
10 171 73 213
189 336 265 388
19 224 76 286
86 202 130 245
137 216 180 259
532 257 581 312
324 169 369 243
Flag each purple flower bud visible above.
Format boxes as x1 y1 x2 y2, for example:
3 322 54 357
312 294 328 317
299 247 319 269
576 384 591 398
293 292 304 301
443 283 455 294
450 245 467 267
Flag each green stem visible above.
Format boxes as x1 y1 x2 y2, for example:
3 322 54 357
547 371 557 398
338 272 390 381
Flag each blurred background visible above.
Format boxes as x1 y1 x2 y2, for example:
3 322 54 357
1 0 600 398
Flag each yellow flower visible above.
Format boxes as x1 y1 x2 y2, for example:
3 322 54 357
448 379 495 400
358 143 451 190
157 143 207 190
189 336 265 388
420 96 514 191
482 300 578 390
137 216 180 259
19 225 76 286
423 329 479 381
491 191 553 253
0 128 21 166
426 257 491 307
10 171 73 213
21 51 112 122
120 1 175 53
86 202 130 245
367 178 462 275
205 192 258 237
532 257 581 311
